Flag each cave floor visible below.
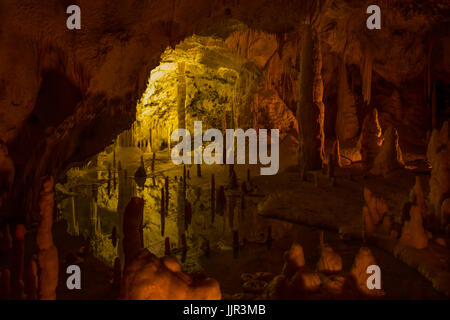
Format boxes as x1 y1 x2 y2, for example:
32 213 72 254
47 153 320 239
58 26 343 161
53 146 448 299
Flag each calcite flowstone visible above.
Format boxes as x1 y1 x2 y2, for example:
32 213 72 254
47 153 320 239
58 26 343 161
370 126 404 177
120 250 221 300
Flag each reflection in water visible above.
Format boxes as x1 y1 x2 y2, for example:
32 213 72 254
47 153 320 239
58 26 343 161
57 147 290 273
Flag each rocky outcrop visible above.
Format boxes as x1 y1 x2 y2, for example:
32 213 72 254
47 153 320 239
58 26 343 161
400 205 428 250
120 250 221 300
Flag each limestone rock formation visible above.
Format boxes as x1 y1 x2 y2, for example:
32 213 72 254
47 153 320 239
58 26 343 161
370 126 404 177
358 109 383 168
290 270 321 293
400 205 428 249
0 142 14 208
37 176 58 300
120 250 221 300
427 121 449 227
350 247 384 296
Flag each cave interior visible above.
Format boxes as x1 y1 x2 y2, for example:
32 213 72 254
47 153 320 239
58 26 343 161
0 0 449 300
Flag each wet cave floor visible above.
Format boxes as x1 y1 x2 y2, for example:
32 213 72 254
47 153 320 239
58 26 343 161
53 146 446 300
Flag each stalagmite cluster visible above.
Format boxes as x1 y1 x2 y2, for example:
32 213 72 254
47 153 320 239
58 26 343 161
37 176 58 300
120 250 221 300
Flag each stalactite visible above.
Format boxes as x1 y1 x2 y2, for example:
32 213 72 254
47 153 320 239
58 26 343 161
37 176 58 300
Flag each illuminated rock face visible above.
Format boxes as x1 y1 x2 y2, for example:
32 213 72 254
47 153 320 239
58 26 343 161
400 205 428 250
120 249 221 300
370 126 404 177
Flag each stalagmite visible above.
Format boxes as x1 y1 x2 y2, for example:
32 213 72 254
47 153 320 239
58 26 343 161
120 250 221 300
0 224 12 253
197 163 201 177
351 247 384 296
12 224 25 299
296 24 325 173
427 121 449 228
336 62 359 141
370 126 404 177
282 243 306 278
122 197 144 268
151 152 156 172
37 176 58 300
400 205 428 249
358 109 383 168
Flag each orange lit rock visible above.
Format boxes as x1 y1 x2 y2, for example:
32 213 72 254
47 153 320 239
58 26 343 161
350 247 384 296
120 249 221 300
37 176 58 300
400 205 428 249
